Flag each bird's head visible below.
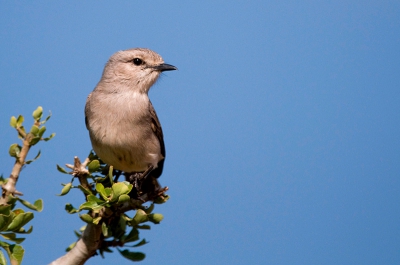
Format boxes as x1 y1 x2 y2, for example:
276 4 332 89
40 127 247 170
100 48 177 93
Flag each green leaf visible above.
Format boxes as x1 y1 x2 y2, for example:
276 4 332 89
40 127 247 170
132 238 148 248
56 164 69 174
0 243 24 265
117 194 130 204
66 241 76 252
108 166 114 185
16 115 24 127
10 116 17 128
0 249 6 265
8 144 21 158
79 201 104 213
87 160 100 173
95 183 107 200
10 244 24 264
24 150 41 165
32 106 43 120
13 226 33 234
78 185 93 196
29 136 41 146
16 198 43 212
144 203 154 214
0 214 13 232
43 133 55 141
154 194 170 204
0 233 25 244
17 126 26 139
87 195 104 204
92 217 102 225
111 182 132 202
38 126 46 137
6 212 34 232
118 249 145 262
79 214 93 224
65 203 79 214
101 222 108 237
29 125 39 136
148 213 163 224
58 183 72 196
41 111 52 124
96 184 112 201
73 230 82 238
123 227 139 242
0 206 11 216
132 209 148 225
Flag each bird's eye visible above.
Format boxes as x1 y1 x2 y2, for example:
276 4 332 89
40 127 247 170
132 58 143 66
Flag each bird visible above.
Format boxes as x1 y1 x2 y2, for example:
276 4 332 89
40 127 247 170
85 48 177 196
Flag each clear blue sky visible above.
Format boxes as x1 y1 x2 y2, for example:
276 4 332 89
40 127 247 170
0 1 399 264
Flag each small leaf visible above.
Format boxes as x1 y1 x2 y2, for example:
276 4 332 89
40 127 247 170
132 209 148 225
108 166 114 185
87 160 100 173
66 241 76 252
6 212 34 232
16 115 24 127
56 164 69 174
65 203 79 214
87 195 104 204
0 250 6 265
79 214 93 224
117 194 130 204
101 222 108 237
16 198 43 212
78 201 98 210
13 226 33 234
95 183 107 200
32 106 43 120
144 203 155 214
10 116 17 128
111 182 132 202
33 199 43 212
29 125 39 136
124 227 139 242
79 201 104 213
78 185 93 196
8 144 21 158
25 150 41 165
154 194 170 204
41 111 52 124
92 217 102 225
17 126 26 139
0 204 11 215
29 136 41 146
0 214 13 231
58 183 72 196
38 126 46 137
43 132 55 141
0 233 25 244
148 213 163 224
132 239 148 248
8 244 24 264
118 249 145 262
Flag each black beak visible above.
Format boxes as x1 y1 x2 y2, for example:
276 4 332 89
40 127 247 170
153 63 178 72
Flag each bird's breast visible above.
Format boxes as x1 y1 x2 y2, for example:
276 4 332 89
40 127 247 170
87 91 162 172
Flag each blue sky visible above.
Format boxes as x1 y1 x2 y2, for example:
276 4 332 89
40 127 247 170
0 1 399 264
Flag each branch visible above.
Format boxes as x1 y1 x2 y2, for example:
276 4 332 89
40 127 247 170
49 223 102 265
0 123 38 205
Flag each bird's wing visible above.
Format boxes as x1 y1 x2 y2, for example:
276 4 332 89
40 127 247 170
149 100 165 178
84 92 92 130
